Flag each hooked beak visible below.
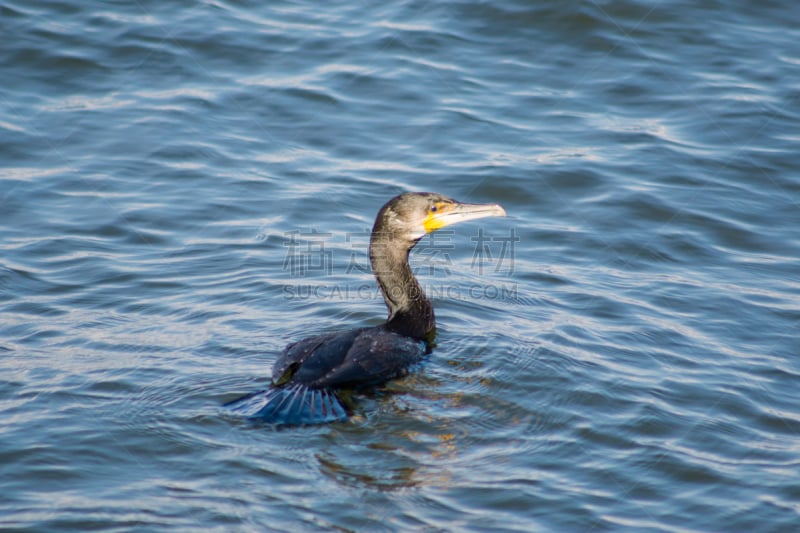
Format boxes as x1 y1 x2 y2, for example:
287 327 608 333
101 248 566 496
423 201 506 233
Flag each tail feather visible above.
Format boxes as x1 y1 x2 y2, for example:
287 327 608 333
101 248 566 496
226 385 348 425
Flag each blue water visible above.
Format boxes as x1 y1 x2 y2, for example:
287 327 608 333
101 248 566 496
2 0 799 530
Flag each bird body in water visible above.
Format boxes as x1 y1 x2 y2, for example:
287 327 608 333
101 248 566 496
227 192 506 425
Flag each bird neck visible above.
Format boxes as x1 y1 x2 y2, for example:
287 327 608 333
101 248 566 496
369 232 435 340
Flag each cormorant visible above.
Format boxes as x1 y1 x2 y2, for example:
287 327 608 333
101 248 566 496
227 192 506 425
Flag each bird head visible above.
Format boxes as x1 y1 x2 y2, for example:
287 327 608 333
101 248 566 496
373 192 506 243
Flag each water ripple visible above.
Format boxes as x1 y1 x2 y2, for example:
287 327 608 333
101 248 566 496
2 0 799 530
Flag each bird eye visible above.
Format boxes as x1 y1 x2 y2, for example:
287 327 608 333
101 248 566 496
430 204 438 213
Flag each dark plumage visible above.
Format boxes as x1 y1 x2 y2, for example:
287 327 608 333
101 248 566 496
226 192 506 425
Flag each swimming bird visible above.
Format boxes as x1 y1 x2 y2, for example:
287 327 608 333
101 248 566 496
227 192 506 425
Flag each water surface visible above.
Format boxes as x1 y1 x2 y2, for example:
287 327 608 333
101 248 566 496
2 0 799 530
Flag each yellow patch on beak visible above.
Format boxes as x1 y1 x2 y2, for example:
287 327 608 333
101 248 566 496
422 202 450 233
